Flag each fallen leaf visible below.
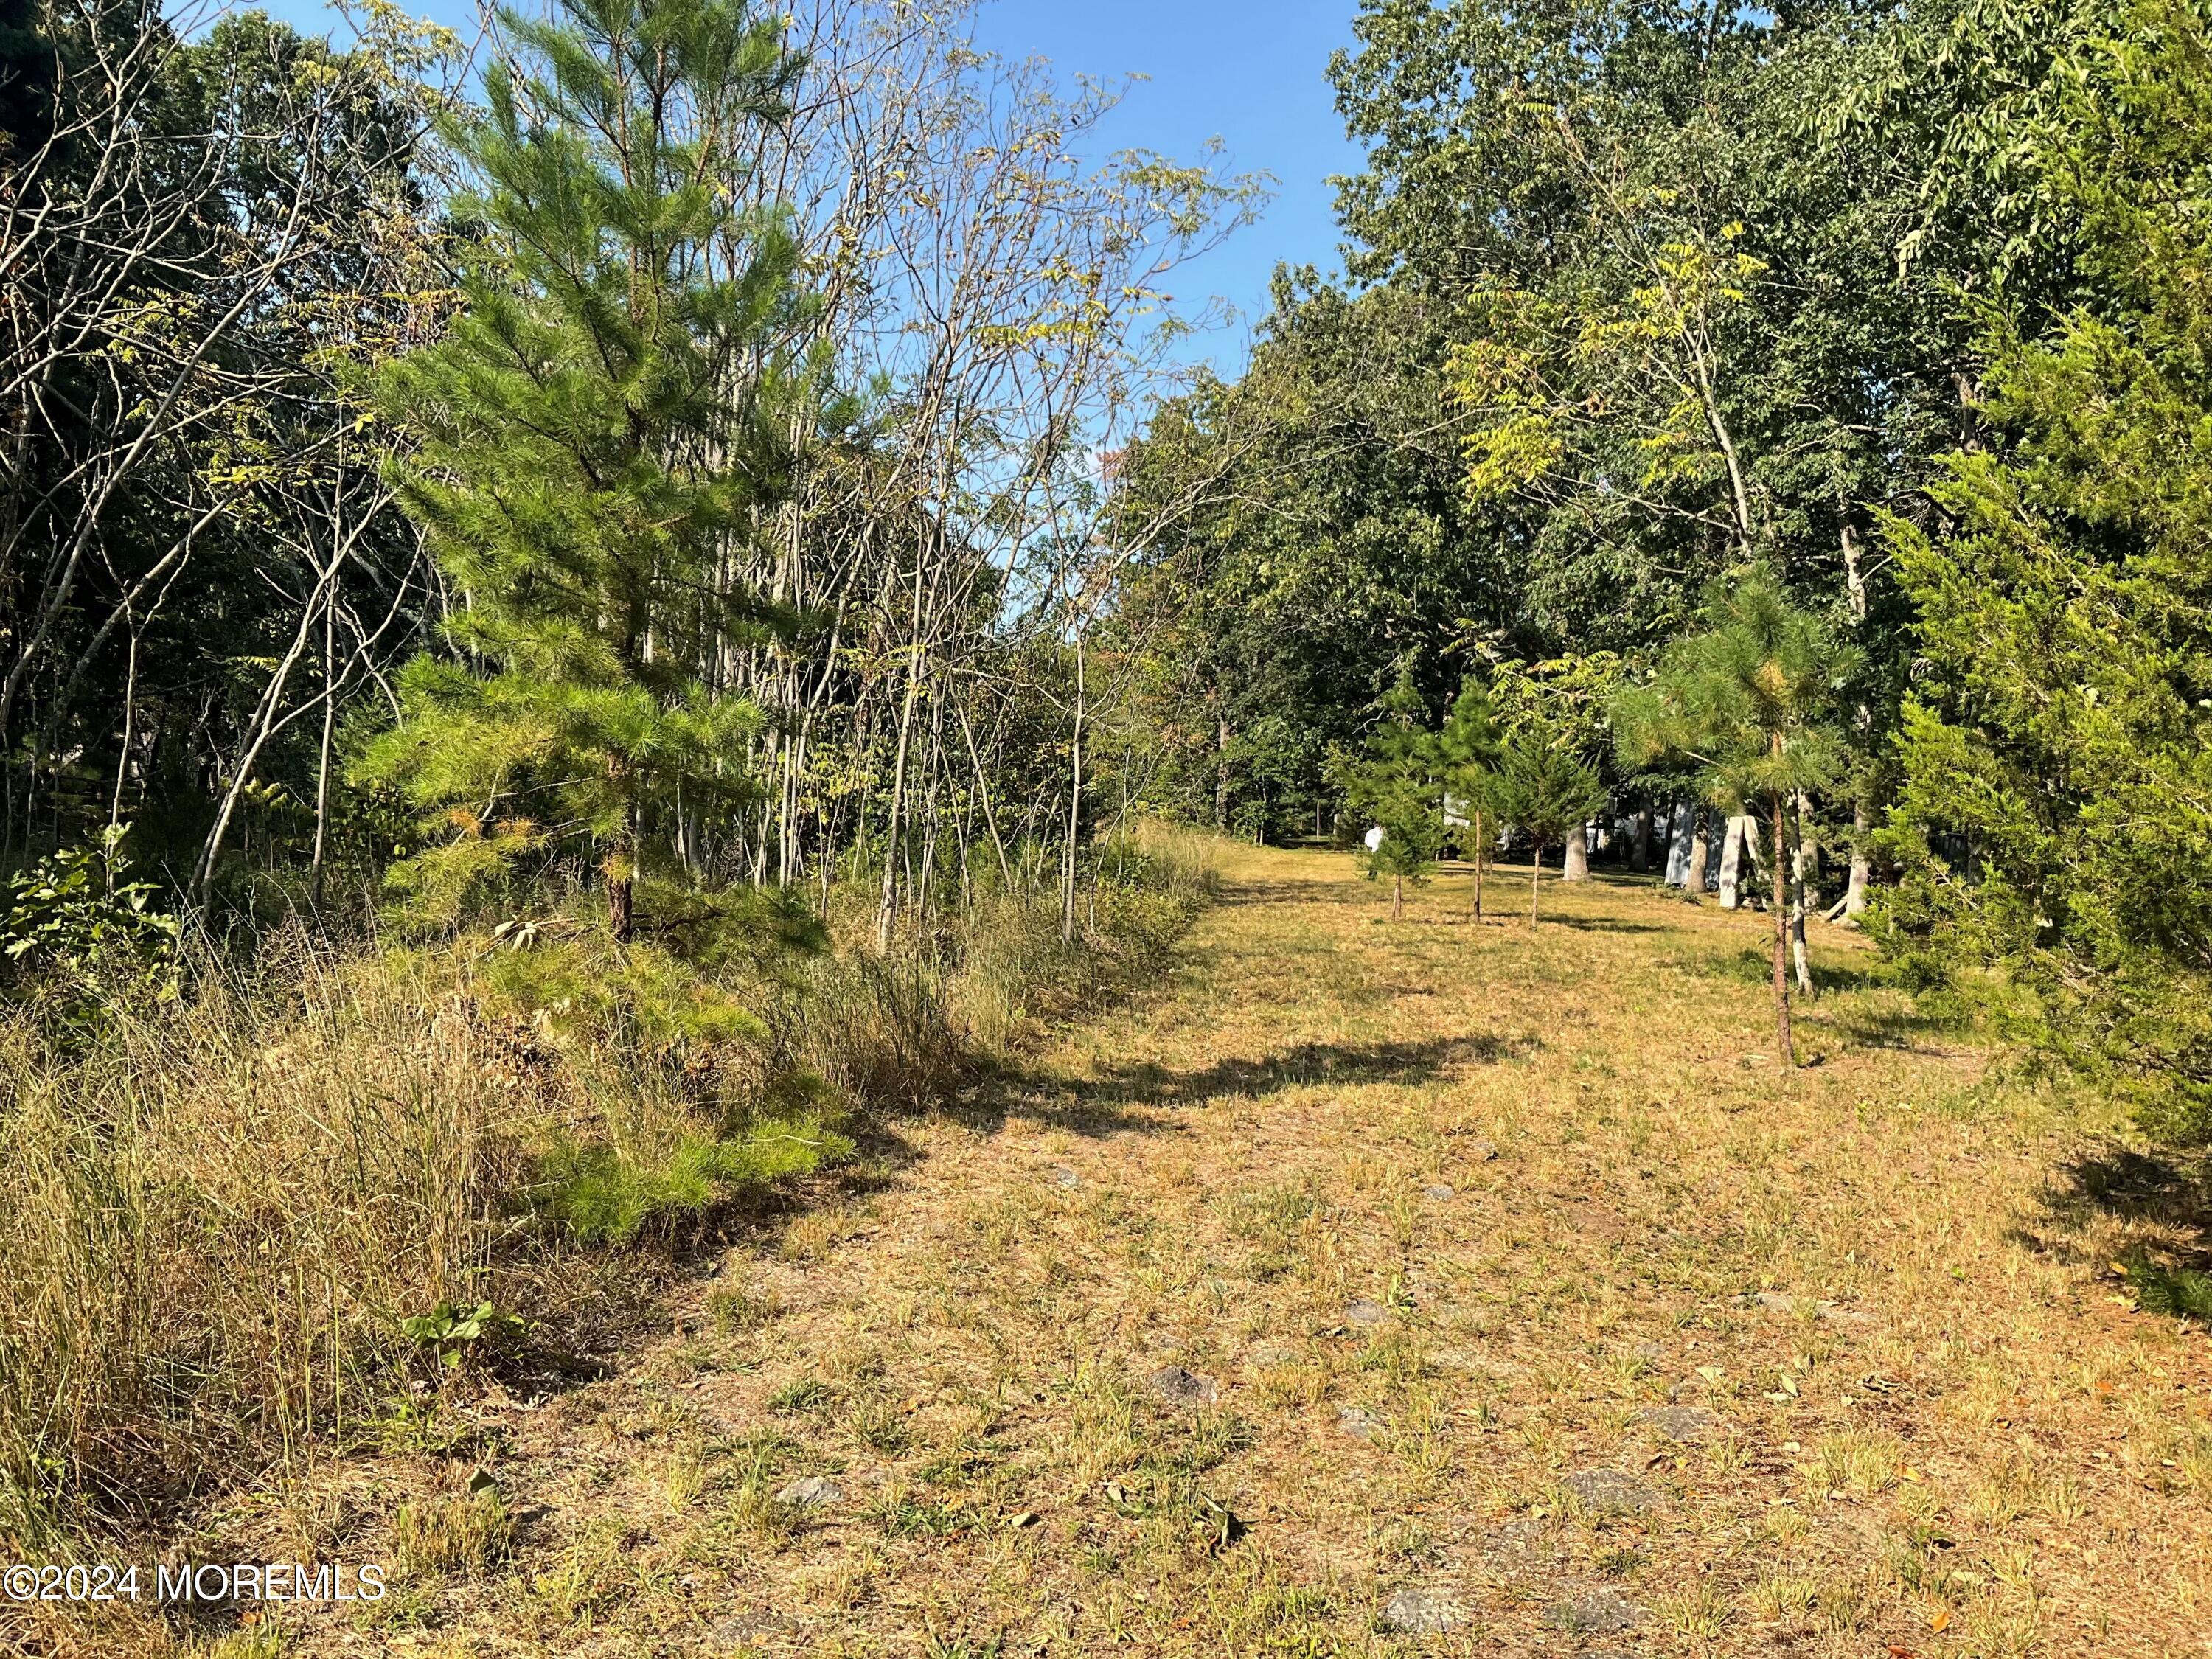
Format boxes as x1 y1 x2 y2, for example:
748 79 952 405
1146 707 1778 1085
1930 1607 1952 1632
1006 1511 1040 1528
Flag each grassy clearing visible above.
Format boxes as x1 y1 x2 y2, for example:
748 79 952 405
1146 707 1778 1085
24 838 2212 1657
0 823 1217 1636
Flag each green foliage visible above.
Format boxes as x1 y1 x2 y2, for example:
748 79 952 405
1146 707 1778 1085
400 1300 521 1371
1878 0 2212 1142
1489 724 1607 859
530 1115 852 1243
1613 563 1856 817
479 934 769 1050
1433 674 1502 859
1110 280 1514 841
1 826 178 984
1335 666 1443 889
361 0 807 936
2119 1251 2212 1323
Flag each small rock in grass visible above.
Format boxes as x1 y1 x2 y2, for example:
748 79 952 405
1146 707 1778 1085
1467 1137 1500 1160
1381 1587 1466 1633
1640 1405 1715 1443
1048 1165 1082 1189
1245 1343 1298 1368
1543 1588 1645 1634
1337 1404 1381 1439
1346 1298 1388 1326
1562 1467 1655 1516
1147 1366 1219 1407
775 1475 842 1509
703 1610 785 1645
1425 1183 1455 1200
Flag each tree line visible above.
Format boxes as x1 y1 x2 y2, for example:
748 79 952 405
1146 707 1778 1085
1107 0 2212 1140
0 0 1256 959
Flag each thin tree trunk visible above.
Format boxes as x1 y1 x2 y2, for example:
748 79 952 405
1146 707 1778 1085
1688 809 1713 896
1472 810 1485 921
107 624 137 839
1790 793 1814 998
1846 802 1871 922
1771 792 1793 1065
309 592 336 905
1529 838 1543 925
1062 631 1084 943
1391 871 1403 920
1632 805 1651 873
1214 711 1230 830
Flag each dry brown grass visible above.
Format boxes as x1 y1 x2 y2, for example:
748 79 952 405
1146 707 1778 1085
38 842 2212 1656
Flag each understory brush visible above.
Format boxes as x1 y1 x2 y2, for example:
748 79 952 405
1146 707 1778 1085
0 821 1220 1553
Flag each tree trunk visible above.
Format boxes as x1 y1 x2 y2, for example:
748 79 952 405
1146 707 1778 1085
309 594 336 905
1529 839 1543 925
1391 872 1403 920
1664 801 1693 886
1790 794 1815 998
1062 632 1085 942
1846 801 1870 922
1771 793 1793 1065
1632 806 1652 873
1472 810 1485 920
1688 810 1713 895
1562 823 1590 883
606 846 634 945
1718 815 1746 909
1214 712 1231 830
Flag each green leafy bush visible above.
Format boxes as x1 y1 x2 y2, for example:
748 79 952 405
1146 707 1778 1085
1 825 178 985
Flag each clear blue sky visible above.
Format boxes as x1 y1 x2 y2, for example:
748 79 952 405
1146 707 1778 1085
251 0 1366 378
970 0 1364 376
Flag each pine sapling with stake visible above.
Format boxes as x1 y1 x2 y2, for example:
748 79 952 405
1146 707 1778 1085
1613 563 1855 1065
1489 719 1606 926
1339 665 1444 920
1436 672 1502 922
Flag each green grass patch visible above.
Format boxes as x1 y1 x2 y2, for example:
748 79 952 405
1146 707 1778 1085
2121 1251 2212 1321
531 1114 852 1244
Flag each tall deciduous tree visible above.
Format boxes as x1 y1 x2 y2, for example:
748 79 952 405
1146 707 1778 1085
362 0 808 940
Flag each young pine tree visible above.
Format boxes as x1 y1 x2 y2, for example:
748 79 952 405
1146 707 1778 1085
1614 563 1854 1063
1342 667 1443 920
359 0 807 941
1489 720 1606 926
1883 4 2212 1142
1435 674 1501 920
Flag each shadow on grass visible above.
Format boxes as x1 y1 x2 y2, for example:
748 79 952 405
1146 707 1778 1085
942 1034 1537 1139
1688 941 1882 997
2045 1145 2212 1236
1083 1032 1539 1107
2018 1144 2212 1300
1535 914 1672 935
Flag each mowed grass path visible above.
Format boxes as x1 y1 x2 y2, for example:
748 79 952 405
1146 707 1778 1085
283 845 2211 1658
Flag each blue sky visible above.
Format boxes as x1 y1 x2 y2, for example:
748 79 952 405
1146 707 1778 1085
969 0 1365 375
254 0 1366 378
